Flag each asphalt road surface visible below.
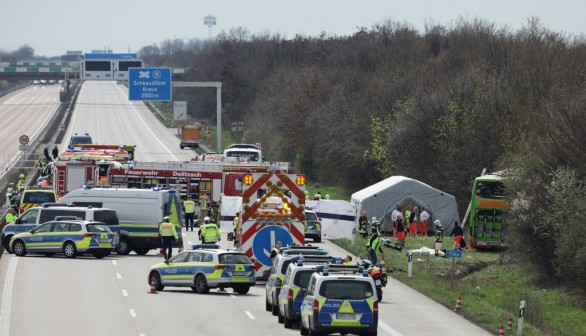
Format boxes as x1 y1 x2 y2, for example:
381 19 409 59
0 84 61 174
0 81 491 336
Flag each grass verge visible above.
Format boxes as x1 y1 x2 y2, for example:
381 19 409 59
332 235 586 336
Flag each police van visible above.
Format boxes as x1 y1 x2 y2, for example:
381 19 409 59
300 265 379 336
266 246 330 316
2 204 118 253
277 256 339 329
58 187 183 255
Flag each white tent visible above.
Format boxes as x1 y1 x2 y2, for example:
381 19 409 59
351 176 460 235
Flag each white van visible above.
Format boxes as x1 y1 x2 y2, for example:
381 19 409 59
59 187 183 255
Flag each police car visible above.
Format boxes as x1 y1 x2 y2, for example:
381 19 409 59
266 246 330 316
148 247 256 294
304 208 322 243
300 265 379 336
10 219 115 259
277 256 339 329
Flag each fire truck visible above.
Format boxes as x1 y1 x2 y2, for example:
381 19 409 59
237 172 307 278
51 144 136 195
52 149 292 203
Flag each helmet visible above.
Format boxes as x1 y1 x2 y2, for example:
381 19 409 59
371 217 377 223
8 183 13 186
19 174 24 179
204 216 210 223
362 260 373 268
163 216 170 222
434 219 441 225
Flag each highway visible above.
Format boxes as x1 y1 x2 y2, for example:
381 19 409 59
0 81 491 336
0 84 62 173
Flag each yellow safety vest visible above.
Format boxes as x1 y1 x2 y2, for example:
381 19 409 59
17 179 25 190
159 222 178 239
184 200 195 214
233 217 239 230
6 213 18 223
202 223 220 242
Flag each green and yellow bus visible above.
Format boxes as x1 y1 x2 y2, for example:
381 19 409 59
469 174 508 249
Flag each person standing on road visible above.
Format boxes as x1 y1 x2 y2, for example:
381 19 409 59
358 211 369 238
270 241 282 261
17 174 26 190
366 224 383 264
183 195 196 231
420 207 430 237
5 208 18 223
199 217 221 243
198 192 210 227
159 216 178 264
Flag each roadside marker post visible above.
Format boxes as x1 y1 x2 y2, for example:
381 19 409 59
517 300 525 335
407 251 413 278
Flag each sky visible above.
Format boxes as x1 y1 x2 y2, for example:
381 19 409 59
1 0 585 57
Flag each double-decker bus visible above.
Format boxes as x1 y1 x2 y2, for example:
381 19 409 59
469 174 508 249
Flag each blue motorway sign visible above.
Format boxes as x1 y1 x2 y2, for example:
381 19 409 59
252 226 293 266
85 53 137 59
445 249 463 258
128 67 172 101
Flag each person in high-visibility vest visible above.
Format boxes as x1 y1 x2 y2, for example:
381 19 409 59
342 255 353 265
159 216 178 264
5 208 18 223
183 195 196 231
367 222 383 264
17 174 26 190
199 217 221 243
358 211 369 238
270 241 282 261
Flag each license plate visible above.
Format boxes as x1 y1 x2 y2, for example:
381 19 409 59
233 271 248 277
375 279 381 285
337 313 355 320
99 238 109 243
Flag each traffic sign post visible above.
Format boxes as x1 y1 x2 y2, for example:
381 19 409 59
128 67 172 101
446 249 463 290
19 135 29 145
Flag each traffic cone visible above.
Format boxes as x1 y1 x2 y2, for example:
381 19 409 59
380 254 386 273
454 295 462 312
506 316 513 333
148 277 159 294
498 324 504 336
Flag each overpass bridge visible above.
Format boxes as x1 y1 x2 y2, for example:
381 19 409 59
0 66 186 80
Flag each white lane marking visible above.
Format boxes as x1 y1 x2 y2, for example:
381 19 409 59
0 257 19 336
115 85 178 160
112 260 117 265
122 289 128 297
139 334 146 336
129 309 137 318
379 320 405 336
116 273 122 279
244 311 255 320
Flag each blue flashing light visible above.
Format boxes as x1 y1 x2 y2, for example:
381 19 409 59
362 270 369 277
297 259 303 266
323 268 329 276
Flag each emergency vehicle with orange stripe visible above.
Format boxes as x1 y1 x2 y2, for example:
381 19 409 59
237 173 307 279
19 187 57 214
